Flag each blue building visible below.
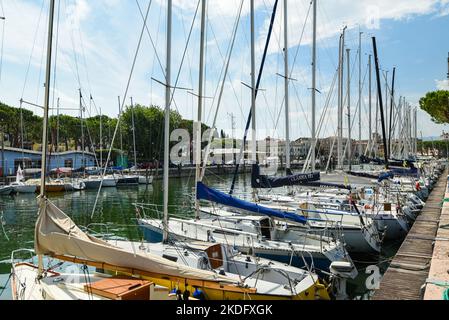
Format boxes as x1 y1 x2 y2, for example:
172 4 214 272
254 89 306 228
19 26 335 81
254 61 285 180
0 147 97 176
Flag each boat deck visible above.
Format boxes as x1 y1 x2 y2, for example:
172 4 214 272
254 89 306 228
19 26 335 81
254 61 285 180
372 169 448 300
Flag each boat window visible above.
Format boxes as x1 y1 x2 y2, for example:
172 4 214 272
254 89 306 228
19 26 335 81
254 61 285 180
162 254 178 263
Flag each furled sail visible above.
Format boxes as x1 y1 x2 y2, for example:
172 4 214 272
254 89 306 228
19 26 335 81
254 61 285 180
35 198 237 283
251 165 320 189
196 182 307 225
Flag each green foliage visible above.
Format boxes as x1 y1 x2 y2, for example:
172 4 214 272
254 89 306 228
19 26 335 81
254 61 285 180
418 140 449 158
1 102 211 166
419 90 449 124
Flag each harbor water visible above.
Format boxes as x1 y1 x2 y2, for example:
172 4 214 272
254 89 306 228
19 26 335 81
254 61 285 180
0 172 401 300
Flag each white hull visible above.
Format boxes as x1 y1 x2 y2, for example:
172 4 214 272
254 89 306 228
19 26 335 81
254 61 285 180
138 175 153 185
11 184 37 194
0 186 13 195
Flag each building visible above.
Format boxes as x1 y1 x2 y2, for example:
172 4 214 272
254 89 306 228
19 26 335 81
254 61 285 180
0 147 97 177
441 131 449 141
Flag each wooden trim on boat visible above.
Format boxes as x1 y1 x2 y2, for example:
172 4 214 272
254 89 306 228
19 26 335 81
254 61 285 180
52 255 257 294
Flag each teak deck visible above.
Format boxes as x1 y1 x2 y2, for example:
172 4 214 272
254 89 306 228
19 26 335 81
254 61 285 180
372 169 448 300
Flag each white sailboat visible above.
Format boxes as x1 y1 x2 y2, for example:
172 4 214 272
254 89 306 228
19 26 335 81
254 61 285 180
10 165 37 194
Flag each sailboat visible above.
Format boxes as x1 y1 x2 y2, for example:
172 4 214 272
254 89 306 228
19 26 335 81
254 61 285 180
11 0 333 301
10 165 37 194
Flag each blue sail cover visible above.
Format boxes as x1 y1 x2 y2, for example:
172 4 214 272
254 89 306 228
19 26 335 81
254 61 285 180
251 165 320 189
378 167 418 182
196 182 307 225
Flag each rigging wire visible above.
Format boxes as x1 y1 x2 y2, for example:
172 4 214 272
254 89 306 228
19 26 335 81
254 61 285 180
20 0 46 101
91 0 153 219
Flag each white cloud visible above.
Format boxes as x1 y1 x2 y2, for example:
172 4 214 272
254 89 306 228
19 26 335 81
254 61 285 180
436 79 449 90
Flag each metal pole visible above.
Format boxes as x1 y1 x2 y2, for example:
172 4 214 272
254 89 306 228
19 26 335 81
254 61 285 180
130 97 137 169
368 54 372 156
80 89 85 171
346 48 351 171
195 0 207 219
100 107 103 169
284 0 291 172
311 0 317 171
384 70 389 156
358 31 362 157
38 0 56 276
163 0 172 243
1 129 4 183
117 96 123 166
372 37 389 168
338 27 346 170
337 34 343 169
250 0 257 166
389 67 396 157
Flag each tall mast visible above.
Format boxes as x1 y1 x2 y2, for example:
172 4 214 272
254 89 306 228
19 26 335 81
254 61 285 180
56 98 60 153
250 0 257 167
388 67 396 157
195 0 207 219
414 107 418 157
311 0 317 172
99 106 103 169
346 48 351 171
229 0 279 195
372 37 389 169
130 97 137 169
337 27 346 170
38 0 55 275
283 0 290 172
79 89 85 171
358 31 362 157
368 54 372 156
163 0 172 243
384 70 389 157
118 96 123 165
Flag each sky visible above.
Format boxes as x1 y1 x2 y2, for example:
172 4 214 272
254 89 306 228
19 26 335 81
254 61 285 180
0 0 449 142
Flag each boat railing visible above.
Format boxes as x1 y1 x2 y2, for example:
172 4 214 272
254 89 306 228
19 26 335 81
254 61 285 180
134 202 194 221
10 249 35 268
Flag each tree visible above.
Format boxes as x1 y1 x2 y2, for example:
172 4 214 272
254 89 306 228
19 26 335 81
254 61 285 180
419 90 449 124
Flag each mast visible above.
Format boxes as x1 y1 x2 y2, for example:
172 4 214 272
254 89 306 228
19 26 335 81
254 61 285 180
56 98 60 153
384 70 389 156
117 96 123 166
130 97 137 169
337 27 346 170
388 67 396 157
346 48 351 171
163 0 172 243
358 31 362 157
38 0 55 276
311 0 317 172
372 37 389 169
250 0 257 168
229 0 279 195
79 89 85 172
283 0 290 172
19 100 25 167
195 0 207 219
414 107 418 157
368 54 372 156
100 106 103 169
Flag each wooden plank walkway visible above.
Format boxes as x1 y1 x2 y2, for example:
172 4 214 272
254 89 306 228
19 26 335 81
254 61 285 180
372 169 448 300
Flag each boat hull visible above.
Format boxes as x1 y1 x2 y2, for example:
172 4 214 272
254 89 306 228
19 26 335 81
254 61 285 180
138 221 338 273
138 175 153 185
0 186 13 195
11 185 37 194
117 177 139 186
